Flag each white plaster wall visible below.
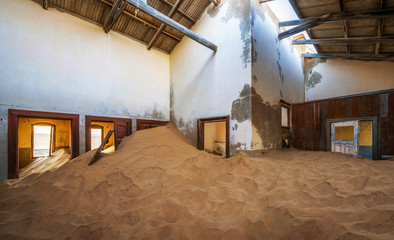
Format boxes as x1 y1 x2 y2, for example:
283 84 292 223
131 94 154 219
305 59 394 101
0 0 170 180
170 0 253 153
251 0 304 150
252 1 304 104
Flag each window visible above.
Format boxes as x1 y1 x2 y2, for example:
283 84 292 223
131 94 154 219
33 125 52 157
91 126 103 149
281 100 290 128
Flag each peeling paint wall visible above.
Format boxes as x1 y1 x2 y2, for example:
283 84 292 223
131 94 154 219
305 58 394 101
170 0 253 155
250 0 304 153
0 0 170 179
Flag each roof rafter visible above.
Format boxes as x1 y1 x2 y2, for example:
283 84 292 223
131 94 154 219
279 9 394 27
278 13 330 40
375 0 386 54
303 53 394 61
147 0 184 50
124 0 217 51
293 36 394 45
155 0 196 23
99 0 181 42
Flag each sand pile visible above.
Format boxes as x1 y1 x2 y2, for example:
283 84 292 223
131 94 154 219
1 124 394 240
19 148 71 178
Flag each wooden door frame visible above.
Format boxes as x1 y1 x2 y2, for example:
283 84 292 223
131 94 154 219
197 115 230 158
326 117 379 160
136 119 169 130
8 109 79 179
85 115 132 152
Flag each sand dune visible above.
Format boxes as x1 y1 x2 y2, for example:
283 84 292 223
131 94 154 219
0 124 393 239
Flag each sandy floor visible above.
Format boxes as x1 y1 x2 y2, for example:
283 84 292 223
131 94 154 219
0 124 393 240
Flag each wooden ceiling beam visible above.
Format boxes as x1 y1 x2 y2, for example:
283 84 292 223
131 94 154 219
338 0 350 53
100 0 181 42
287 0 320 53
147 0 184 50
103 0 122 32
375 0 386 54
278 13 330 40
293 36 394 45
104 1 127 33
155 0 196 23
303 53 394 61
124 0 217 51
279 9 394 27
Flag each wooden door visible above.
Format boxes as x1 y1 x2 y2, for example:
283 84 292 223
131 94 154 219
50 125 55 156
114 119 132 149
331 120 359 157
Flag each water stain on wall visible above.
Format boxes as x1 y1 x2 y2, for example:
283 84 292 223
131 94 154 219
221 0 251 68
251 87 281 149
231 84 252 123
306 71 322 90
252 75 258 83
144 108 166 120
304 58 327 90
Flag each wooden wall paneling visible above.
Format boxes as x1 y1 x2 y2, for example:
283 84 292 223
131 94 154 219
320 101 330 151
304 103 315 150
313 102 320 151
291 89 394 157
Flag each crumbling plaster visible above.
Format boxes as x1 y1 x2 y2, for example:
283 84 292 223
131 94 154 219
305 58 394 101
170 0 305 155
170 0 253 154
250 0 304 152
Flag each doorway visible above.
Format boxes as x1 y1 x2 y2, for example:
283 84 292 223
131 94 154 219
136 119 168 130
85 116 132 152
8 109 79 179
32 124 55 158
197 116 230 158
327 117 378 160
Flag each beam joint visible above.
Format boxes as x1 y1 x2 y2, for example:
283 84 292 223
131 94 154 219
124 0 217 51
278 13 330 40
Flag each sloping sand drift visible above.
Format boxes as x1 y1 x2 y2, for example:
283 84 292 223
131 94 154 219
0 124 393 239
19 148 71 178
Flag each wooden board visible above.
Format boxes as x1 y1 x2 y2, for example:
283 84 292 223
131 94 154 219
88 129 114 166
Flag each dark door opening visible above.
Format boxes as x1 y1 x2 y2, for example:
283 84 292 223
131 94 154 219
85 116 132 152
197 116 230 158
136 119 169 130
8 109 79 179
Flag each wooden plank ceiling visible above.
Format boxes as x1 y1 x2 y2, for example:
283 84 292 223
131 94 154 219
286 0 394 60
35 0 211 53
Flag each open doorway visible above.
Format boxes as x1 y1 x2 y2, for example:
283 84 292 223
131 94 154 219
90 122 115 151
8 109 79 179
197 116 230 158
136 119 168 130
85 116 132 152
91 125 103 150
328 117 378 160
32 124 55 158
18 118 72 171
